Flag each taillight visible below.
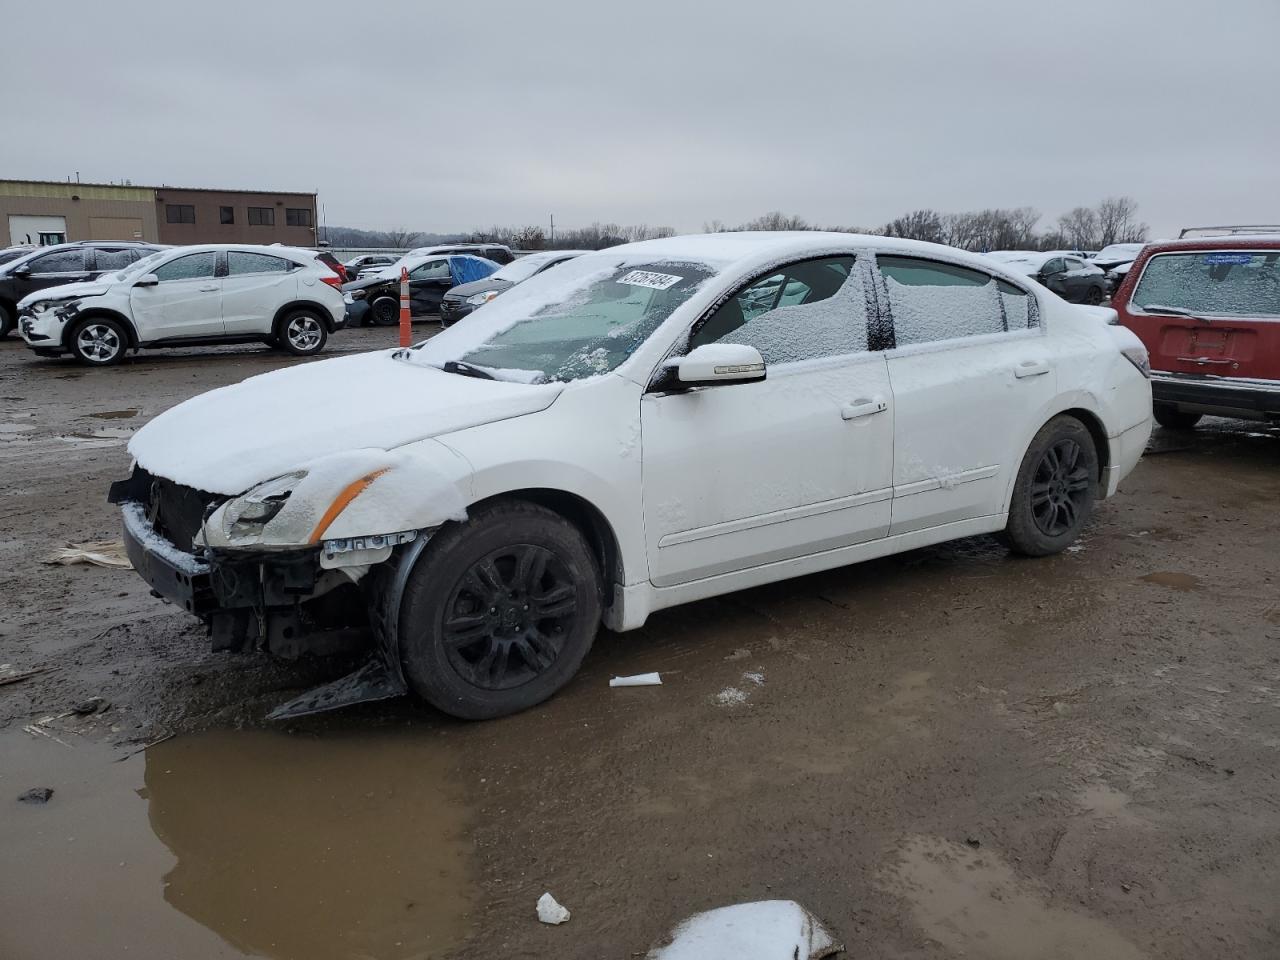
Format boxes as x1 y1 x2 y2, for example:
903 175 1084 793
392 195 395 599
1121 343 1151 378
320 274 343 289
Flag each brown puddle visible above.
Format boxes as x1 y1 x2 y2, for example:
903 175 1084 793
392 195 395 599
880 835 1145 960
1140 571 1200 592
0 727 475 960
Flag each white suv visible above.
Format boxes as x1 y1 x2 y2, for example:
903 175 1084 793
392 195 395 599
18 244 345 365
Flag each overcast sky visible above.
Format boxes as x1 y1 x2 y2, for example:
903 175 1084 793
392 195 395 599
3 0 1276 239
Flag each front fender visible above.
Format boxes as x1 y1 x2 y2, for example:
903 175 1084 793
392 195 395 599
203 441 473 550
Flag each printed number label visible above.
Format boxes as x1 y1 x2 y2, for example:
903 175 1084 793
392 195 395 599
618 270 682 290
1203 253 1254 265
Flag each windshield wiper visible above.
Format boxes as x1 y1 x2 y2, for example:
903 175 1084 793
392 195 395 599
441 360 496 380
1141 303 1211 323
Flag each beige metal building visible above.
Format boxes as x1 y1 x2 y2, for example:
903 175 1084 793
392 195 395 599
1 179 319 248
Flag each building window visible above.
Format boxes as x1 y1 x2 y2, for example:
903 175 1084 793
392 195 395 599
248 207 275 226
165 204 196 224
219 206 235 225
285 207 313 227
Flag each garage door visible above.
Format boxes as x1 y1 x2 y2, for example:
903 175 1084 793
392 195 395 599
9 215 67 246
89 217 145 241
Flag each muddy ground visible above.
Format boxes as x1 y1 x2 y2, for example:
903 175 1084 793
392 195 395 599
1 326 1278 959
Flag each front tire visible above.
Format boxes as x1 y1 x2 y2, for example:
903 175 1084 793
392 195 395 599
1002 415 1098 557
398 501 602 720
1153 404 1202 430
0 302 14 338
1085 286 1104 305
370 296 400 326
278 309 328 356
70 317 128 366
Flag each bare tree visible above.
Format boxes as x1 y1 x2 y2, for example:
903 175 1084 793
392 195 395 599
881 209 947 244
1096 196 1148 246
511 225 546 250
703 219 728 233
1057 206 1099 249
384 228 424 248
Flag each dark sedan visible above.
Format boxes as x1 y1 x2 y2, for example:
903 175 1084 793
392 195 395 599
342 253 498 326
439 249 588 326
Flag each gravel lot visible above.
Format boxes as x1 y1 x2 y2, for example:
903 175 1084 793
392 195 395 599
1 326 1278 959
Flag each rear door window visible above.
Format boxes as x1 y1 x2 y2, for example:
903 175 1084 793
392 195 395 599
94 248 140 271
228 252 292 275
877 256 1013 345
1132 251 1280 318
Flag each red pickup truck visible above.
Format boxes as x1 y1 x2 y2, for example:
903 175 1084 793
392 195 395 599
1111 231 1280 429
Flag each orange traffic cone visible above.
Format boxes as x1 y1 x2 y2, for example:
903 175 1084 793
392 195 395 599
399 266 411 347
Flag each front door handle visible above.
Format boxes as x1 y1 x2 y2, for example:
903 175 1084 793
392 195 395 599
198 285 219 292
1014 359 1050 378
841 396 888 420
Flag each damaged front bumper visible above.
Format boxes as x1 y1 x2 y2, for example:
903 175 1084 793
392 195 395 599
113 488 429 718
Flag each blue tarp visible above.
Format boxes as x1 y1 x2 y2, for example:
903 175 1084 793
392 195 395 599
450 256 498 286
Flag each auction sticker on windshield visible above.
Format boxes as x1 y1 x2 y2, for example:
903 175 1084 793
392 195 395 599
618 270 683 290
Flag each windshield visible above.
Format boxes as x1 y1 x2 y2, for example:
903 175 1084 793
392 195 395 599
1133 251 1280 318
413 256 717 382
112 251 167 281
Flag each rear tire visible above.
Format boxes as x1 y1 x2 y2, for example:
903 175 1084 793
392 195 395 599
398 500 602 720
1002 415 1098 557
1153 404 1202 430
277 309 327 356
69 317 128 366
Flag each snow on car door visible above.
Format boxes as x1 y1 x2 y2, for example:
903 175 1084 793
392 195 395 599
876 255 1055 535
129 251 223 340
222 252 298 334
641 256 894 587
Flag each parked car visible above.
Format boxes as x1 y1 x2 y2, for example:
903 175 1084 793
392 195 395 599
985 251 1108 303
1111 234 1280 429
439 250 588 325
0 241 163 338
343 254 499 326
18 244 344 365
109 232 1152 720
359 244 515 279
1089 243 1147 272
343 253 398 277
0 244 36 268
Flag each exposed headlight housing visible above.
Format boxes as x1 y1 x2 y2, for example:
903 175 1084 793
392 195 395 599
466 291 499 306
222 471 306 539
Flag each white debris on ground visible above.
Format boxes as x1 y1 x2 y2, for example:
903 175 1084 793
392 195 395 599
716 687 748 707
647 900 840 959
610 673 663 687
42 541 131 569
717 670 765 706
536 892 570 925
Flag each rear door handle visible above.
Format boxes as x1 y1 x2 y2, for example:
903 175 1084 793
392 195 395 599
198 285 219 292
1014 359 1050 378
841 396 888 420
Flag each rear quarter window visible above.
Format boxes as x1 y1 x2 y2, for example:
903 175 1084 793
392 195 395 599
1132 251 1280 318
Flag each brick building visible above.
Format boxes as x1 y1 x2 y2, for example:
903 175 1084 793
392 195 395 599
1 179 319 247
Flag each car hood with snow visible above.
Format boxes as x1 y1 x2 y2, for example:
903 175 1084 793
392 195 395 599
18 278 116 308
128 350 564 495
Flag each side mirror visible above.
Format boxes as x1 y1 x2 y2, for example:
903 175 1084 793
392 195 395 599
135 273 160 287
14 266 31 278
672 343 766 387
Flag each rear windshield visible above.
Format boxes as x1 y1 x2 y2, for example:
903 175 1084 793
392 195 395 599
1132 251 1280 318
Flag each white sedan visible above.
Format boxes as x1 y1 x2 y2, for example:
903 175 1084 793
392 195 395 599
111 232 1153 719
